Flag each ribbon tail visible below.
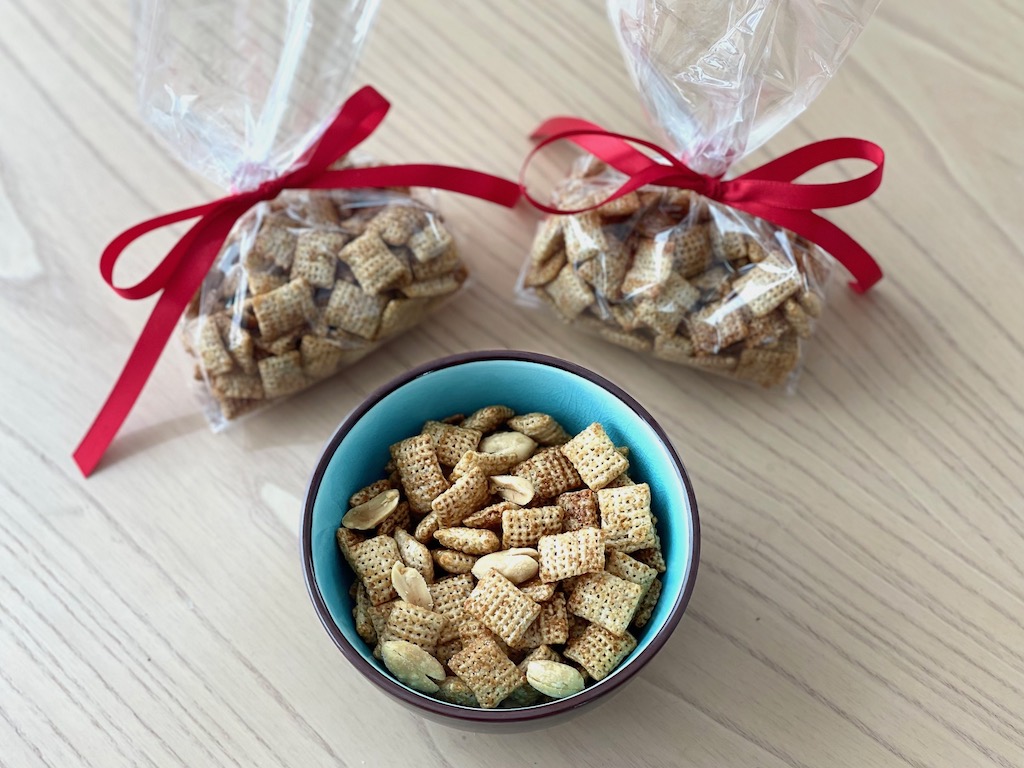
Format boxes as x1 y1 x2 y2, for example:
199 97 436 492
73 230 229 477
740 204 882 293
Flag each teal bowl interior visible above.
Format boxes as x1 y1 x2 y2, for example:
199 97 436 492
303 351 699 724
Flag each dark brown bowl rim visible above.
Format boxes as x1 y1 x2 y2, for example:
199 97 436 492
300 349 700 724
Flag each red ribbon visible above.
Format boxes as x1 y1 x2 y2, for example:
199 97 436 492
522 116 884 293
74 85 520 477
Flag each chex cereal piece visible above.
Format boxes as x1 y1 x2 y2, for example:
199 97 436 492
367 600 396 640
400 273 461 299
436 675 478 707
258 351 307 398
507 413 571 446
341 232 411 295
414 511 441 544
197 318 234 375
524 247 567 288
353 583 376 644
220 320 257 374
431 465 489 527
633 517 667 573
537 527 604 583
511 615 544 652
605 551 658 598
463 571 541 648
673 223 713 277
291 231 345 288
744 309 791 349
561 489 598 532
335 528 365 571
376 502 412 537
379 600 447 656
567 571 643 636
252 225 297 270
349 535 402 605
783 297 812 339
735 340 800 388
502 505 564 549
436 638 464 668
711 229 748 262
449 638 527 709
499 684 544 708
545 264 595 320
428 573 475 643
432 549 478 575
323 280 387 339
394 528 434 584
598 484 655 553
300 334 345 379
462 500 517 530
377 297 430 340
576 235 629 300
799 289 824 318
518 578 556 603
246 270 287 296
567 614 590 645
412 243 459 281
518 644 562 674
460 405 515 433
564 623 637 681
457 618 510 653
530 216 565 265
539 592 569 645
422 421 482 467
622 236 675 297
679 352 739 373
367 206 425 246
609 303 641 332
449 450 518 482
212 371 264 400
560 422 629 491
252 277 315 341
434 528 501 556
597 324 653 353
689 300 750 354
256 328 302 357
408 222 453 261
563 212 608 264
733 250 803 316
295 194 340 227
653 334 694 363
513 447 583 500
348 478 393 508
633 577 662 629
595 190 641 218
391 433 450 514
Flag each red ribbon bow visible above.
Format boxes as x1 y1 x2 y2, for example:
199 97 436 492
522 117 885 292
74 86 520 477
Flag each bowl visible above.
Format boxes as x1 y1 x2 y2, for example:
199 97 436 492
301 350 700 728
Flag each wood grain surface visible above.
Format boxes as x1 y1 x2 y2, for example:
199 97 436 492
2 0 1022 766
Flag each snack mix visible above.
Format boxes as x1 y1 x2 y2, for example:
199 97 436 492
336 408 666 708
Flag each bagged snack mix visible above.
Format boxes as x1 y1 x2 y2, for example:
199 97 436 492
76 0 517 475
519 0 885 390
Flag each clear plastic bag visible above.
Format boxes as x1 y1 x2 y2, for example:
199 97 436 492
182 182 465 427
519 0 881 389
135 0 470 425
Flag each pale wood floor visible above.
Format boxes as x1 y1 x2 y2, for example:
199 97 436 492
1 1 1022 766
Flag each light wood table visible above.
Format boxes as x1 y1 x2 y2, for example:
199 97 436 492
2 1 1022 765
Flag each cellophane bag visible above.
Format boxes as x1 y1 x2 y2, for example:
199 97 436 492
138 0 468 427
519 0 880 389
